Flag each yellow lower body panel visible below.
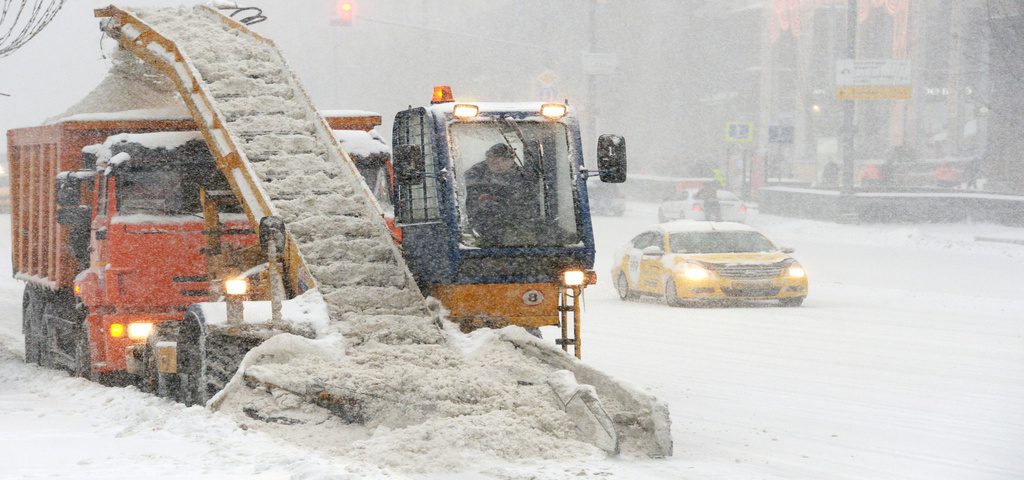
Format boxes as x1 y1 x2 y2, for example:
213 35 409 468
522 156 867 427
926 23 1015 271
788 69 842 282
431 283 560 331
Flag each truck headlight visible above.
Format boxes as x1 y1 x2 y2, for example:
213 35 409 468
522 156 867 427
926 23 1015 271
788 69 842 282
224 277 249 296
787 265 806 278
682 262 710 281
127 322 153 339
562 270 585 287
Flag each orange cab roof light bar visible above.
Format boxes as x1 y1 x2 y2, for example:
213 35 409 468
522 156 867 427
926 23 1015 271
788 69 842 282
432 85 454 104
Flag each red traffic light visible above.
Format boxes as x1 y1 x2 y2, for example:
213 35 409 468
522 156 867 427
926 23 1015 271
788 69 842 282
335 1 354 25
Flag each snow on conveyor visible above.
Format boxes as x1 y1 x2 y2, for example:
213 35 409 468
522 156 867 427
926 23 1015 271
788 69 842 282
113 6 669 470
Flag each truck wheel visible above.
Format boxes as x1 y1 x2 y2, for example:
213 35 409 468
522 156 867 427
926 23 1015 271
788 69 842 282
177 317 209 407
204 333 258 397
22 287 44 365
140 342 157 394
72 325 95 380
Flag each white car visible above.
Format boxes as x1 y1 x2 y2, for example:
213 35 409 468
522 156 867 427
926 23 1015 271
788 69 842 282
658 189 748 223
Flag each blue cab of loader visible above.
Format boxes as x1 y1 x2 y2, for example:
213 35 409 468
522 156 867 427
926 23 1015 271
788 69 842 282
385 86 627 357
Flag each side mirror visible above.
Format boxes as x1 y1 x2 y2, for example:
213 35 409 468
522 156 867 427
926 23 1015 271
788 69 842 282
641 245 663 257
597 134 627 183
393 144 424 186
56 173 84 207
781 247 795 254
56 205 91 228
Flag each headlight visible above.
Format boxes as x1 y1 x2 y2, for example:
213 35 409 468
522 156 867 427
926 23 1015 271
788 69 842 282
224 277 250 296
563 269 586 287
787 265 806 278
127 322 153 340
452 104 479 119
540 103 567 119
682 262 710 281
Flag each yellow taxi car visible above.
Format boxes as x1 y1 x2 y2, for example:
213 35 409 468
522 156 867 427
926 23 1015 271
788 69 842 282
611 221 808 306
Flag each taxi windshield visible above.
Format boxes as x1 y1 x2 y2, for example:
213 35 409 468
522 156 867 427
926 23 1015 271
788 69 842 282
449 120 578 248
670 231 777 254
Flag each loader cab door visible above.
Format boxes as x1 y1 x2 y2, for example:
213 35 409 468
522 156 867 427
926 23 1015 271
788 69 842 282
392 108 452 285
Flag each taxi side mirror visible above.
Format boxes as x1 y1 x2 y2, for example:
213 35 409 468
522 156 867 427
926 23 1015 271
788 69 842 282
394 144 424 186
597 134 627 183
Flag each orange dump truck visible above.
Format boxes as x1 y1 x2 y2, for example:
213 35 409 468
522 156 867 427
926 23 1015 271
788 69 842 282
8 111 386 382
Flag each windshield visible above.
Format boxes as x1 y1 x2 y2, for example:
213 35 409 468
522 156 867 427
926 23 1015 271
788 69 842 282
449 120 578 248
116 164 230 215
669 231 777 254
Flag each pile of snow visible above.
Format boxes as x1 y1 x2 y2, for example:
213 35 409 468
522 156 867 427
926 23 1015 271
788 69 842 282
49 49 187 124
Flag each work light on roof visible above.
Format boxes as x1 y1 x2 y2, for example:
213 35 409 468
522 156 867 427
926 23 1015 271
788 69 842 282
432 85 454 104
540 103 567 119
452 104 479 119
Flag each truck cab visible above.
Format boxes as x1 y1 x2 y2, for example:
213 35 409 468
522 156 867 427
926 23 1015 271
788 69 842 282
390 88 626 336
61 133 256 376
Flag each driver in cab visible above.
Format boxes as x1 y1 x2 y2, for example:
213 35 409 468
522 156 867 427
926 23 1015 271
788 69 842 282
465 143 538 246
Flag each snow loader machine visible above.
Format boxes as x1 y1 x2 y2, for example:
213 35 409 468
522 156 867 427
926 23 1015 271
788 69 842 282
383 85 628 358
7 4 671 458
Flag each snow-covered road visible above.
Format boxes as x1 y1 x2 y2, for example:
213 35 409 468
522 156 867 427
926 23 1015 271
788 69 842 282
2 207 1023 479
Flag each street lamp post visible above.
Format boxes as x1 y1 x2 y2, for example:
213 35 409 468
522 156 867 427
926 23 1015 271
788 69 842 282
840 0 858 220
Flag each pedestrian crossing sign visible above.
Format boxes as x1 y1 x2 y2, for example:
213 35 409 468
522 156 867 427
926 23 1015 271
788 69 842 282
725 122 754 142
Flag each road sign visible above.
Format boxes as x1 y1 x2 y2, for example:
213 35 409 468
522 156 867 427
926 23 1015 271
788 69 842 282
725 122 754 143
836 59 912 100
768 125 794 144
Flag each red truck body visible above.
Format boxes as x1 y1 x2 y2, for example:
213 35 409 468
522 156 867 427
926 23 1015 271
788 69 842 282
9 113 389 376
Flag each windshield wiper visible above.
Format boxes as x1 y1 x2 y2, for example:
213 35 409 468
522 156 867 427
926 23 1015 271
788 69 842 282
497 116 544 177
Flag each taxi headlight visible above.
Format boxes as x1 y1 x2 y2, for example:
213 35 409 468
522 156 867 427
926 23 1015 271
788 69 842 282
127 322 153 340
562 270 586 287
224 277 249 296
787 265 806 278
682 262 710 281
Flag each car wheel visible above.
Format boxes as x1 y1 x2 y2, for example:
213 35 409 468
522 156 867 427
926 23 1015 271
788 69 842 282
664 280 684 307
780 297 805 307
616 272 638 301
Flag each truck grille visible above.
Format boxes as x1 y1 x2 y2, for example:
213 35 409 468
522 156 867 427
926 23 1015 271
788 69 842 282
707 263 783 279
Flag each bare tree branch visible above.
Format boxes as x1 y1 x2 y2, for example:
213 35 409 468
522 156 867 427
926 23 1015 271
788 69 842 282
0 0 65 58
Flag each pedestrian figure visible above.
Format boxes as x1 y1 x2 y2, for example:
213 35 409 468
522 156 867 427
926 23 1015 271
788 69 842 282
695 181 722 222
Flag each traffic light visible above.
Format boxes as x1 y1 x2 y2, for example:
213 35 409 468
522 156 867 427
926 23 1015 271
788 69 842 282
335 1 354 26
